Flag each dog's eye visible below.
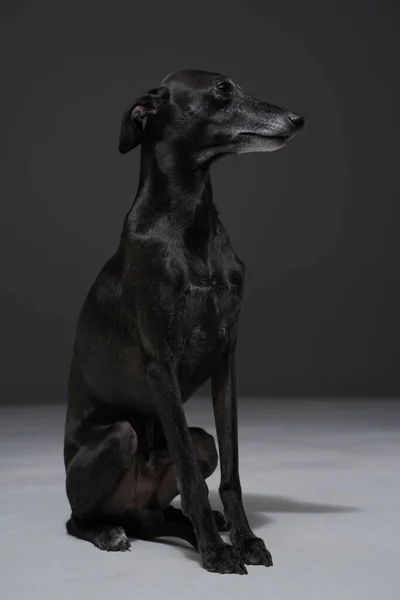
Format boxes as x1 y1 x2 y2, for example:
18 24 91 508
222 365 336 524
215 81 231 94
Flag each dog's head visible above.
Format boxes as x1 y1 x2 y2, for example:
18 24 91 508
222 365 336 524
119 70 305 165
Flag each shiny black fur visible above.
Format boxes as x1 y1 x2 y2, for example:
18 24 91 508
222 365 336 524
64 70 304 574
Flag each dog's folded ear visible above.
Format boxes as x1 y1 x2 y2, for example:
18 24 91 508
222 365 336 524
118 86 170 154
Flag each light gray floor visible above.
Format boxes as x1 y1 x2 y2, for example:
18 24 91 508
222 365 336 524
0 398 399 599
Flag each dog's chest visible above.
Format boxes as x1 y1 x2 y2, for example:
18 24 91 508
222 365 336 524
173 259 244 378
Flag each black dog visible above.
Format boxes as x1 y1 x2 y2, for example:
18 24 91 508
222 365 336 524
64 69 304 574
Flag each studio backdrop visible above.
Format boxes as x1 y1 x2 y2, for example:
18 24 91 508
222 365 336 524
1 0 399 403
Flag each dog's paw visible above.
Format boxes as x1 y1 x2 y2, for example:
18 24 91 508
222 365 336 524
234 536 273 567
95 527 131 552
212 510 229 532
200 542 248 575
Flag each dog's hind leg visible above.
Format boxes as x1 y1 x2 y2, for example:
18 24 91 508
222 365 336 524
65 420 137 516
120 508 199 549
66 508 196 552
65 420 138 550
65 419 218 550
66 515 131 551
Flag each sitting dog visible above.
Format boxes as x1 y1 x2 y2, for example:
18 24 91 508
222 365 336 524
64 69 305 574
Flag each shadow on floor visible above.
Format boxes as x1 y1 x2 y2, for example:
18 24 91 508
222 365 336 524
237 491 357 513
150 492 358 561
208 491 358 528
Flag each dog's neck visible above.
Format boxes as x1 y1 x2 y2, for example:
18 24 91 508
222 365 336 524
124 140 219 244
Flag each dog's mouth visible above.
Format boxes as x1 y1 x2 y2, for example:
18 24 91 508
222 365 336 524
236 132 291 152
238 132 291 141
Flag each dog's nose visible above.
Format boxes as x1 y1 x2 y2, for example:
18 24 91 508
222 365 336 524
288 112 305 128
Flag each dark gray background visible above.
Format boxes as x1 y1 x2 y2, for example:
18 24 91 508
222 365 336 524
1 0 399 403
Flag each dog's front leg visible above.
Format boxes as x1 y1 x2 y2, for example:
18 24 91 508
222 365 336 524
146 361 247 574
211 343 273 567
